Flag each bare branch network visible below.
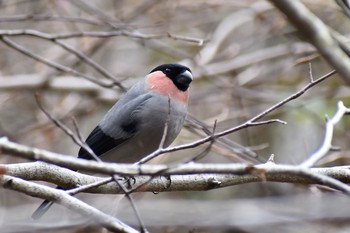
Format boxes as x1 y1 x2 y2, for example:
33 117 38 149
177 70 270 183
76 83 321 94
1 86 350 232
0 29 204 91
2 1 350 233
3 157 350 194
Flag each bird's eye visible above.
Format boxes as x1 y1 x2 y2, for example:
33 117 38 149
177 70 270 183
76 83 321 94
165 68 171 74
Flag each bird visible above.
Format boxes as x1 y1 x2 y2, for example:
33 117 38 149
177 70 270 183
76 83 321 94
31 63 193 219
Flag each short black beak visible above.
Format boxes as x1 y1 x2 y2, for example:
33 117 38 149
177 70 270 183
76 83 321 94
177 70 193 88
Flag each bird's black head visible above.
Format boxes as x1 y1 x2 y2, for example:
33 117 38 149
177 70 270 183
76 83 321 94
150 64 193 91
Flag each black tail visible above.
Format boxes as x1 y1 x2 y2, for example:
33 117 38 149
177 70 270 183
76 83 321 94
32 185 63 219
31 199 55 219
32 140 94 219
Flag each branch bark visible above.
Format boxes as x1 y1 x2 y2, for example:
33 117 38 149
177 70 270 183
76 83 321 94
3 161 350 194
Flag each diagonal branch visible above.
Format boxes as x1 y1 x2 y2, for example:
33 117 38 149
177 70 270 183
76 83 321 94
138 70 334 164
34 94 146 231
0 36 115 88
34 93 100 162
0 175 138 233
269 0 350 84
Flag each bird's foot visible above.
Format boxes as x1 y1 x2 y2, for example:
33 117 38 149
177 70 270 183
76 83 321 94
121 176 136 189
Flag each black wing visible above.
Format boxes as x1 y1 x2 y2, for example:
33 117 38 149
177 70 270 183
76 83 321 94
78 126 129 160
78 93 152 160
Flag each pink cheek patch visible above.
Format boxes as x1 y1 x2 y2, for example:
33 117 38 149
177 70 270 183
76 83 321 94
147 71 189 104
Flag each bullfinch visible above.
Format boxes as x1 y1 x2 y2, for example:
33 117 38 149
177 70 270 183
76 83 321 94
32 63 193 219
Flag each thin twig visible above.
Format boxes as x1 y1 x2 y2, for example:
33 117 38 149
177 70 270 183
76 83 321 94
0 14 105 26
167 32 206 46
71 117 86 144
72 0 124 28
185 115 261 162
248 70 335 123
66 177 114 195
52 39 125 90
0 29 206 45
158 97 171 151
34 93 100 162
185 120 218 163
308 62 314 82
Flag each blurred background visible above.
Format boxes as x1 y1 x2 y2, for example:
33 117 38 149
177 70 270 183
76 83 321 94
1 0 350 232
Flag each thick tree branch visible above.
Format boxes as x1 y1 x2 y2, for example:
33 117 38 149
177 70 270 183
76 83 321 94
3 162 350 195
269 0 350 84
